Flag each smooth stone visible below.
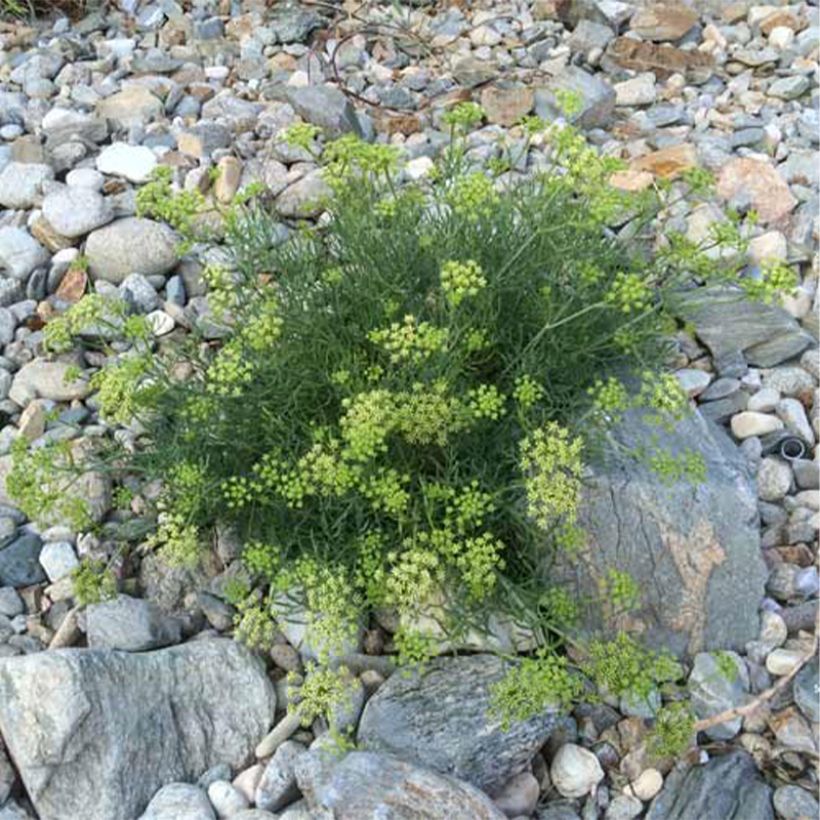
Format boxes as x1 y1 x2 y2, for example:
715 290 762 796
42 187 114 238
0 533 45 587
139 783 215 820
207 781 249 818
9 360 90 405
284 85 363 138
37 541 78 582
85 594 182 652
765 648 805 677
748 389 781 413
96 86 163 128
493 771 540 817
96 143 158 183
731 412 783 439
757 457 792 502
254 740 306 812
85 217 178 284
0 162 54 209
0 228 49 282
550 744 604 799
773 785 819 820
66 168 105 190
793 659 819 723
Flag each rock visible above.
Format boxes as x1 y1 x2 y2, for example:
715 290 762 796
254 740 306 812
285 86 363 138
96 86 163 128
757 457 792 502
731 411 784 440
255 712 302 758
480 85 535 126
42 187 114 238
452 57 497 89
38 540 78 582
85 218 178 284
96 143 158 183
358 654 562 795
646 751 773 820
606 795 643 820
769 706 816 754
207 781 249 818
67 168 105 190
793 658 819 723
551 410 765 657
676 369 711 397
614 74 657 107
687 651 749 740
85 594 182 651
568 19 614 53
0 639 275 820
9 360 90 405
773 785 819 820
0 533 45 587
41 108 108 144
214 156 242 204
626 768 663 801
120 273 159 313
550 744 604 799
0 162 54 209
717 158 796 226
139 783 215 820
294 750 506 819
631 144 698 180
767 76 809 101
606 38 714 82
776 399 814 443
269 5 323 43
276 171 331 219
0 227 49 282
178 122 232 158
535 67 616 129
0 587 23 618
674 287 814 368
493 771 540 816
765 648 805 677
629 3 698 41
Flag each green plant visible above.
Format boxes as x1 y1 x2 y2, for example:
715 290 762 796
12 104 784 731
647 701 696 760
71 559 116 606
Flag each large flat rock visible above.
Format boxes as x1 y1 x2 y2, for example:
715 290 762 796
0 639 275 820
549 409 766 658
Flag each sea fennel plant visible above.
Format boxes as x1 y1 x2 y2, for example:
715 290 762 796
13 106 783 736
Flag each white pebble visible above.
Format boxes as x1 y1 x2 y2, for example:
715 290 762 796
206 780 248 818
38 541 79 582
626 768 663 802
550 743 604 799
765 648 805 677
731 411 784 439
748 388 781 413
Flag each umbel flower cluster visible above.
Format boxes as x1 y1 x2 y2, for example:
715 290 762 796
11 103 794 738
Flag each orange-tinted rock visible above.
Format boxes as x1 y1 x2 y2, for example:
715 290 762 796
630 3 699 42
609 169 654 192
479 84 535 126
717 158 797 225
607 38 714 82
55 266 88 303
631 143 698 179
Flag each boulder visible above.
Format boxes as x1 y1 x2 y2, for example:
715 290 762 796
549 409 765 658
535 66 616 129
357 654 562 795
673 287 815 368
646 751 773 820
85 594 182 651
0 639 275 820
284 85 364 138
294 751 506 819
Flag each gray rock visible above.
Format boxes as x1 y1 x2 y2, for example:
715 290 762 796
535 67 616 129
42 186 114 239
773 785 819 820
294 750 506 819
9 359 90 405
687 652 749 741
0 228 49 282
269 5 323 43
0 533 45 587
538 803 582 820
85 594 182 651
41 108 108 144
139 783 215 820
793 658 819 723
96 143 158 183
357 654 562 795
120 273 159 314
0 587 23 617
0 162 54 209
0 639 275 820
768 76 809 101
674 287 814 368
276 171 331 219
285 86 364 137
85 217 178 284
551 409 765 658
646 751 773 820
254 740 306 812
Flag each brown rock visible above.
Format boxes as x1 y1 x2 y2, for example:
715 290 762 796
759 10 804 35
607 38 714 82
610 169 654 192
631 143 698 179
30 215 74 253
630 3 699 42
96 86 163 128
716 158 797 225
54 266 88 303
479 84 535 126
214 156 242 204
372 110 422 136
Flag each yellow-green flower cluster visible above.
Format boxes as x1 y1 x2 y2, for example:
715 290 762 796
441 101 484 130
289 663 356 726
513 374 544 409
467 384 506 420
394 381 465 446
440 259 487 308
44 294 127 353
456 532 506 601
443 480 495 533
649 448 706 486
361 468 410 517
202 264 237 315
368 315 449 364
639 372 690 428
282 122 321 152
605 271 652 314
742 259 798 304
445 172 499 221
90 353 152 424
385 545 443 613
167 460 208 519
340 389 395 461
205 342 254 398
599 568 641 613
588 376 630 420
146 513 201 567
520 422 583 530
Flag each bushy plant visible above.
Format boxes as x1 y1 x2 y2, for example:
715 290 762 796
13 105 779 723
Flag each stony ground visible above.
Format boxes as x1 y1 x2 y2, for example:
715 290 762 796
0 0 817 818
